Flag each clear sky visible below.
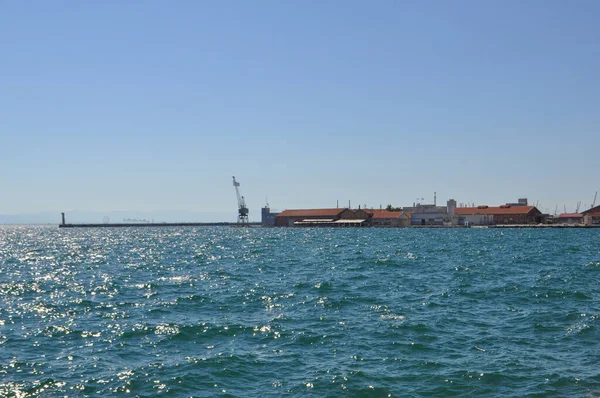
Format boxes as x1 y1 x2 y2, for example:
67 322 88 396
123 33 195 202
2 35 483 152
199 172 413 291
1 0 599 219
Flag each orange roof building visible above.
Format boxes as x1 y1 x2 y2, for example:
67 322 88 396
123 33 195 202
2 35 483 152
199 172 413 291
276 208 346 219
556 213 583 224
582 205 600 225
275 208 370 227
455 205 542 225
366 209 412 227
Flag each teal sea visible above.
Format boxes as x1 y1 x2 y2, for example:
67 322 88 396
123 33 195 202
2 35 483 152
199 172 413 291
1 226 599 397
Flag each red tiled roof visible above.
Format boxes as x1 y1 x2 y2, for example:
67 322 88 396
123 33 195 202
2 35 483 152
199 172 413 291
557 213 583 218
366 209 401 219
364 210 412 219
455 206 539 216
276 208 346 218
582 205 600 216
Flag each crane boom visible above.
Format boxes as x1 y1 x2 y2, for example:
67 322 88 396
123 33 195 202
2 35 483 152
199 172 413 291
593 191 598 208
232 176 249 224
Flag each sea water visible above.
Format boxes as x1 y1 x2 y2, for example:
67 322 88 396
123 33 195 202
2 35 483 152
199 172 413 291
1 226 599 397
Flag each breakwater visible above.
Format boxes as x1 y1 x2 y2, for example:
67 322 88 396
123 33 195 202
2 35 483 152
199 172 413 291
59 222 260 228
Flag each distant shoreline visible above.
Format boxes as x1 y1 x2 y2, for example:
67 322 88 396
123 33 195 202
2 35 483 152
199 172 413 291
1 223 597 229
53 223 599 229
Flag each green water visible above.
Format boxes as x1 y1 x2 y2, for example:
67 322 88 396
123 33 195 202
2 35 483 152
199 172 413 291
1 226 599 396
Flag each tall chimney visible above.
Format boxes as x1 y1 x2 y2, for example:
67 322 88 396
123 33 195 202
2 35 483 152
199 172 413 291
61 212 65 226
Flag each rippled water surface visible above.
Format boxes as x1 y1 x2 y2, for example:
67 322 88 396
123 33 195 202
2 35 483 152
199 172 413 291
1 226 599 396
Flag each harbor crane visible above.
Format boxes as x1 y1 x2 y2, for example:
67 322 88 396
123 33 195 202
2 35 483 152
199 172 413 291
232 176 249 224
593 191 598 209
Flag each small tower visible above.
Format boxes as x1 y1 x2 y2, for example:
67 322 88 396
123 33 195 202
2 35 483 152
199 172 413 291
447 199 457 216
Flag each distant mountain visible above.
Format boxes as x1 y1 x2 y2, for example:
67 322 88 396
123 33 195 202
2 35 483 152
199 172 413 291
0 210 242 225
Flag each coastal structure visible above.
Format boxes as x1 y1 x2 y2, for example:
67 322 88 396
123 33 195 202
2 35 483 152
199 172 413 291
57 194 598 229
404 199 456 226
265 198 551 228
556 213 583 224
273 207 415 227
261 206 279 227
455 205 542 225
275 208 371 227
367 209 411 227
409 207 446 226
582 205 600 225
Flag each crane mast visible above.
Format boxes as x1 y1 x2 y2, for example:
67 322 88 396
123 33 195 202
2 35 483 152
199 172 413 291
232 176 249 224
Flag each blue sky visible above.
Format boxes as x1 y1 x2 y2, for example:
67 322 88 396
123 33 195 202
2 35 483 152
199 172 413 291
1 1 599 220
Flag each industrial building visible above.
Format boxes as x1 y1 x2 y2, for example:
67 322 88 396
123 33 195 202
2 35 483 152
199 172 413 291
273 207 416 227
506 198 529 207
265 196 589 228
367 209 412 227
455 205 542 225
409 207 447 226
556 213 583 224
261 206 280 227
275 208 371 227
404 198 457 226
582 205 600 225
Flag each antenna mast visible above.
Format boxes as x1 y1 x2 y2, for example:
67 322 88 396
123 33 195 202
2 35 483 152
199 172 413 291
232 176 249 224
